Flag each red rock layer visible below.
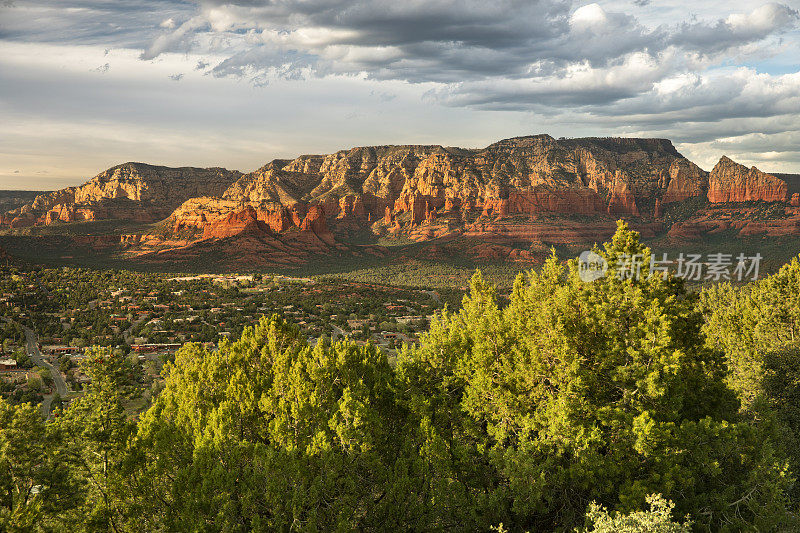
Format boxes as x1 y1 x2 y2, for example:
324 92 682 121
3 163 241 227
661 159 708 204
201 206 270 240
707 156 788 203
12 136 800 260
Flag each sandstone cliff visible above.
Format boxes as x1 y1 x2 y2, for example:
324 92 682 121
160 135 714 241
140 135 800 257
707 156 788 203
4 162 241 227
10 135 800 268
661 159 708 203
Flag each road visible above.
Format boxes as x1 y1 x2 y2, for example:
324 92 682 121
331 325 345 341
420 289 442 305
123 312 149 344
23 325 70 417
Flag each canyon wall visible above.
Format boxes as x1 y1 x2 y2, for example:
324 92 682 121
6 135 800 265
707 156 788 203
158 134 716 240
4 162 241 228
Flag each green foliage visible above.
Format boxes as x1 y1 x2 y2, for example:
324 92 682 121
702 255 800 407
580 494 691 533
0 399 79 532
50 347 139 530
26 375 43 393
127 316 418 531
1 223 798 531
399 221 791 530
702 256 800 510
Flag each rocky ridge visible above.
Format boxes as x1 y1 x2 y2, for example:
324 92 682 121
3 163 241 228
707 157 788 203
161 135 710 241
5 135 799 267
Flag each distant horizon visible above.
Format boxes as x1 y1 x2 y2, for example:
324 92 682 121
3 131 799 192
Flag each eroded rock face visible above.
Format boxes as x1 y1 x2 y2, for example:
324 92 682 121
4 163 241 226
13 135 800 266
172 135 700 230
300 204 331 236
201 206 270 240
708 156 788 203
662 159 708 204
130 136 800 251
13 135 707 235
607 173 640 216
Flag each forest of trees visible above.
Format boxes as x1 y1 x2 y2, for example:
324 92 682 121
2 222 800 531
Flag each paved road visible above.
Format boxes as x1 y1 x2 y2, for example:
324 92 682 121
123 313 149 344
24 326 70 400
1 316 70 418
331 325 345 341
420 289 442 305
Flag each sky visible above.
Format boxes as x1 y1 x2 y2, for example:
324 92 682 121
0 0 799 190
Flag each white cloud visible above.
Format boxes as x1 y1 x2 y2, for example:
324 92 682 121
0 0 799 185
570 4 610 30
726 3 798 34
140 16 208 60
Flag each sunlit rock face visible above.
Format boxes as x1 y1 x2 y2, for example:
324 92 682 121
707 156 788 203
8 135 800 267
4 162 242 227
164 135 710 233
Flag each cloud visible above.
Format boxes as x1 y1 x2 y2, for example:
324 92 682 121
140 16 208 60
370 90 396 102
136 1 797 85
124 0 800 165
6 2 797 109
427 51 680 109
677 129 800 172
0 0 194 49
629 69 800 121
1 0 800 178
671 3 799 54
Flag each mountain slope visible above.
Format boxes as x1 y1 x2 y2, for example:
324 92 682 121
3 162 241 228
4 135 800 270
161 135 709 241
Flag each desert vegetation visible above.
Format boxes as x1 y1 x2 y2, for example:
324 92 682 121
2 223 800 531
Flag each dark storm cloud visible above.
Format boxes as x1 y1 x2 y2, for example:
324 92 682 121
145 0 654 80
4 1 797 116
2 0 800 175
134 1 797 85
